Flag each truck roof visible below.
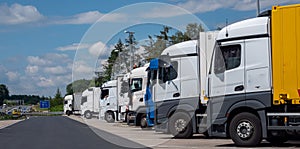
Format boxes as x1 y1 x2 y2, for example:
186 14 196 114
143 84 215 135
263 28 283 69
64 95 73 100
82 87 101 96
217 17 269 41
102 80 117 88
161 40 197 56
130 65 148 78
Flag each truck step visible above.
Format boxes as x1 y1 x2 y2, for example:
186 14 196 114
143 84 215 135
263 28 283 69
196 114 207 117
267 113 300 116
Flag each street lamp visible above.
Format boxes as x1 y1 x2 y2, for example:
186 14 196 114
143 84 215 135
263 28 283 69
113 49 122 77
257 0 260 16
124 30 135 71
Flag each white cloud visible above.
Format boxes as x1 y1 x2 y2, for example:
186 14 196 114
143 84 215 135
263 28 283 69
26 65 39 74
73 61 94 74
88 41 111 57
52 11 127 25
0 3 127 26
56 43 91 51
177 0 300 13
44 66 67 75
140 5 192 18
0 3 44 25
37 77 54 87
5 71 19 81
27 56 52 66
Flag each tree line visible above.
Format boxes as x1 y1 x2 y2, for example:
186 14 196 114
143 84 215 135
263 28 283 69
65 23 204 94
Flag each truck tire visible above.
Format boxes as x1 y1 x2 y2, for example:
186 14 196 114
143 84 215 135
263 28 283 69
66 110 71 116
169 112 193 138
84 111 92 119
140 114 148 129
229 112 262 147
105 111 115 123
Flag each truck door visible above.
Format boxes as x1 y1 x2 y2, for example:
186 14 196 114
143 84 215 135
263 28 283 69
154 59 181 103
208 40 245 122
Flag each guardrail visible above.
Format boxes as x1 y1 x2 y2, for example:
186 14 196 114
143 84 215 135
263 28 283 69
22 112 63 116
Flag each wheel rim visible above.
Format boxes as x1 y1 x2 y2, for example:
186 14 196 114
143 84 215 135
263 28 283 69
236 121 253 139
107 113 113 121
85 112 91 118
174 118 187 132
141 118 147 127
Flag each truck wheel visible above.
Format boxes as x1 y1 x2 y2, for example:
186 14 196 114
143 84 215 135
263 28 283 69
105 111 115 123
169 112 193 138
229 112 262 147
266 131 288 145
66 110 71 116
84 111 92 119
140 114 148 129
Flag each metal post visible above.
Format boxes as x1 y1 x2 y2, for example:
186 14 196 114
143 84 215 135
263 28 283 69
257 0 260 16
124 31 135 71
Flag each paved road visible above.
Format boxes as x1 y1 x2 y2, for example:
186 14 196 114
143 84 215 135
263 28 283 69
0 116 148 149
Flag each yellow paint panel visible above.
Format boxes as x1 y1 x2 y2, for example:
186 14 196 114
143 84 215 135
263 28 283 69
272 4 300 105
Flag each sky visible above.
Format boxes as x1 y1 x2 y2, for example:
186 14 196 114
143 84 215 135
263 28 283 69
0 0 299 97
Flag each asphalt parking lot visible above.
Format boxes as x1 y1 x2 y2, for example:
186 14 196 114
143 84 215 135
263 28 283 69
68 115 300 149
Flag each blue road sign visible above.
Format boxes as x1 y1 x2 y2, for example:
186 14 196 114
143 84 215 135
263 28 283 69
40 100 50 109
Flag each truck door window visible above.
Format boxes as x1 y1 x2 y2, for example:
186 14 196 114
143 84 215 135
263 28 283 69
214 44 241 74
101 89 109 99
150 70 157 82
130 78 143 92
158 61 178 83
164 61 178 82
81 96 87 105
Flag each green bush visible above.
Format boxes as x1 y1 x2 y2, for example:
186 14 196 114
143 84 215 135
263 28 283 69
50 104 63 112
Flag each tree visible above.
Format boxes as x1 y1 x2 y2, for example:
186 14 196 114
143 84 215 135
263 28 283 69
143 26 172 60
65 79 93 95
0 84 9 105
185 23 204 39
50 88 63 111
54 88 62 99
170 31 190 44
102 39 126 82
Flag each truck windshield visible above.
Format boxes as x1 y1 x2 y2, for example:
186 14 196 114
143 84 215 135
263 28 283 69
81 96 87 105
130 78 143 92
101 89 109 99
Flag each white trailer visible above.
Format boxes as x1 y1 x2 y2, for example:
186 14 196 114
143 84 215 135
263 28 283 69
81 87 101 119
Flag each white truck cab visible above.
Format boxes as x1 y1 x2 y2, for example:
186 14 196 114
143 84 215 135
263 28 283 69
64 95 73 115
126 65 148 127
81 87 101 119
99 80 118 123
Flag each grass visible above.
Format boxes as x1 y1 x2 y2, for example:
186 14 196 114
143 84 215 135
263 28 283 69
0 114 27 120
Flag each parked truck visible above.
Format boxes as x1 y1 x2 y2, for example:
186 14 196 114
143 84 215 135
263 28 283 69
99 65 149 125
99 77 130 123
126 65 149 127
64 95 73 115
206 4 300 146
99 80 119 122
148 3 300 147
64 92 82 115
81 87 101 119
146 32 217 136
